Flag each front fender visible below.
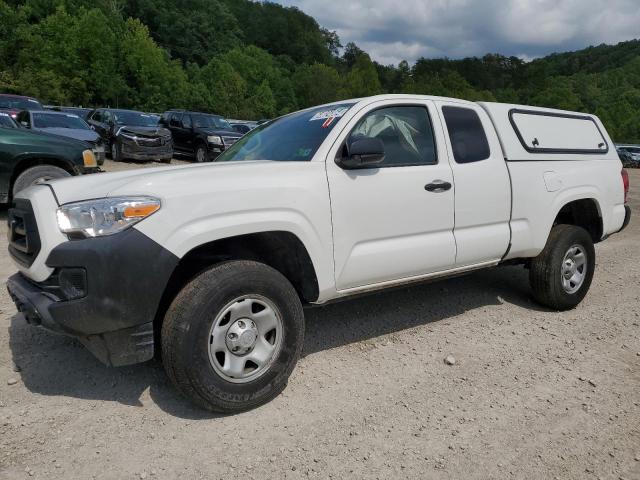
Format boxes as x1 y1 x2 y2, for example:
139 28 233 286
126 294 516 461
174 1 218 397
135 208 335 301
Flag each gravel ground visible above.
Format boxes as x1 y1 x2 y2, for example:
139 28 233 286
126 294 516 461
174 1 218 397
0 161 638 480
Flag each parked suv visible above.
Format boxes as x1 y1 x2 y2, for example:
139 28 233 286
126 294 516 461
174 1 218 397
7 95 631 413
87 108 172 163
161 110 241 162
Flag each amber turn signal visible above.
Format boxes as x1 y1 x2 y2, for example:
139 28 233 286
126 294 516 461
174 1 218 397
123 204 160 218
82 149 97 168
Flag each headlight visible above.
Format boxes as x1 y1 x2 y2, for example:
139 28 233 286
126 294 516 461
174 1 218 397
56 197 161 238
207 135 222 145
119 132 138 141
82 149 97 167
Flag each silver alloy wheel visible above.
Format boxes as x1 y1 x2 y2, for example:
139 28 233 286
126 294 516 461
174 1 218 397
561 244 587 294
208 295 283 384
196 147 206 162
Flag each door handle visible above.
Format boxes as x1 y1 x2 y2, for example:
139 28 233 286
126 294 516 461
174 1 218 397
424 180 452 192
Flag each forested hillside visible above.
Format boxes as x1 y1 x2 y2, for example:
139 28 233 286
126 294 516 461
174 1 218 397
1 0 639 142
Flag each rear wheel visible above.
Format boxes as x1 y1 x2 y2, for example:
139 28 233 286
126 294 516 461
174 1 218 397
161 260 304 413
529 224 595 310
12 165 71 198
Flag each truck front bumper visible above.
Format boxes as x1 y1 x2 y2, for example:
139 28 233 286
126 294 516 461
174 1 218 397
6 228 179 366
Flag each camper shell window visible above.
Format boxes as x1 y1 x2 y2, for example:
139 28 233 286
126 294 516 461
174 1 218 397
509 109 608 155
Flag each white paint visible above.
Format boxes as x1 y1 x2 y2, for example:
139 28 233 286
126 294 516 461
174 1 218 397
12 94 627 305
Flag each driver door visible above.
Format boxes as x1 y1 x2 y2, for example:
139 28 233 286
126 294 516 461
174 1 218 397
326 100 456 291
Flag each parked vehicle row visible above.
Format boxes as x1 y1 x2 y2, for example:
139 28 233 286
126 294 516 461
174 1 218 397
2 92 261 168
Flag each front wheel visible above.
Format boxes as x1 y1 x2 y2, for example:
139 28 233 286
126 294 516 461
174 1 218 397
111 141 122 161
12 165 71 198
161 260 304 413
529 224 596 310
194 144 208 163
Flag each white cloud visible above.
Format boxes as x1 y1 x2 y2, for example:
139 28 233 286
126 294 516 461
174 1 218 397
275 0 640 64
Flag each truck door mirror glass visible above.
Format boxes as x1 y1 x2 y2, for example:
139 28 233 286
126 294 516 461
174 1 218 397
337 137 385 169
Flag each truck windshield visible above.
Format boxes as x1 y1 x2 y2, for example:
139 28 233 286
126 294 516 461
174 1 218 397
216 103 355 162
192 114 232 130
113 111 158 127
33 113 90 130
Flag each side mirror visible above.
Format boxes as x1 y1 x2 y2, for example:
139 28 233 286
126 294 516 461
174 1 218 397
336 137 385 169
20 121 29 128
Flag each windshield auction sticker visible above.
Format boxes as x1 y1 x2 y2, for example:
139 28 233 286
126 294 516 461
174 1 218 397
310 106 349 128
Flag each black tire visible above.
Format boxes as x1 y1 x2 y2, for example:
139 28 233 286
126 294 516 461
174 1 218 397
529 224 595 310
160 157 172 164
162 260 305 413
194 144 208 163
111 141 122 161
12 165 71 198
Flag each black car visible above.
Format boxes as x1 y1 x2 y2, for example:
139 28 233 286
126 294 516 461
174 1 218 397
87 108 172 163
17 110 105 165
160 110 241 162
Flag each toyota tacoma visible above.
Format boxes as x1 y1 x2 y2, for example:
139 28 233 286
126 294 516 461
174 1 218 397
7 95 631 413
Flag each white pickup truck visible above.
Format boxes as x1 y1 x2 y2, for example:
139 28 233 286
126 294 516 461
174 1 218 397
7 94 631 412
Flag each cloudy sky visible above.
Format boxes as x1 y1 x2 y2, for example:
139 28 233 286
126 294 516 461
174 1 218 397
275 0 640 65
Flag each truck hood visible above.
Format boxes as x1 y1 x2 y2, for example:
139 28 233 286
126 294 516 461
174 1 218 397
46 160 276 205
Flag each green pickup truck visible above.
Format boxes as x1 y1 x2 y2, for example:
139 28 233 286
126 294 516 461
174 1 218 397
0 123 100 203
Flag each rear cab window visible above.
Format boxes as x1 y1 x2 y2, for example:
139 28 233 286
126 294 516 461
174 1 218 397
442 106 491 163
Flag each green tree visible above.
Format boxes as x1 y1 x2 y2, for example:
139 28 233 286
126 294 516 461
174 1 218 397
118 17 190 110
293 63 345 108
345 54 382 97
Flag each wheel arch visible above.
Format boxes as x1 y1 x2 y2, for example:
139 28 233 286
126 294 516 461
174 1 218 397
153 230 320 339
551 197 603 243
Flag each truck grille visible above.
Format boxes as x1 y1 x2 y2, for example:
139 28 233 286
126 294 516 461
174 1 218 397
222 136 239 146
7 199 41 267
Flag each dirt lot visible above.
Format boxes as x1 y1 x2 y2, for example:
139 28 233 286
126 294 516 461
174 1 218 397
1 161 638 480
